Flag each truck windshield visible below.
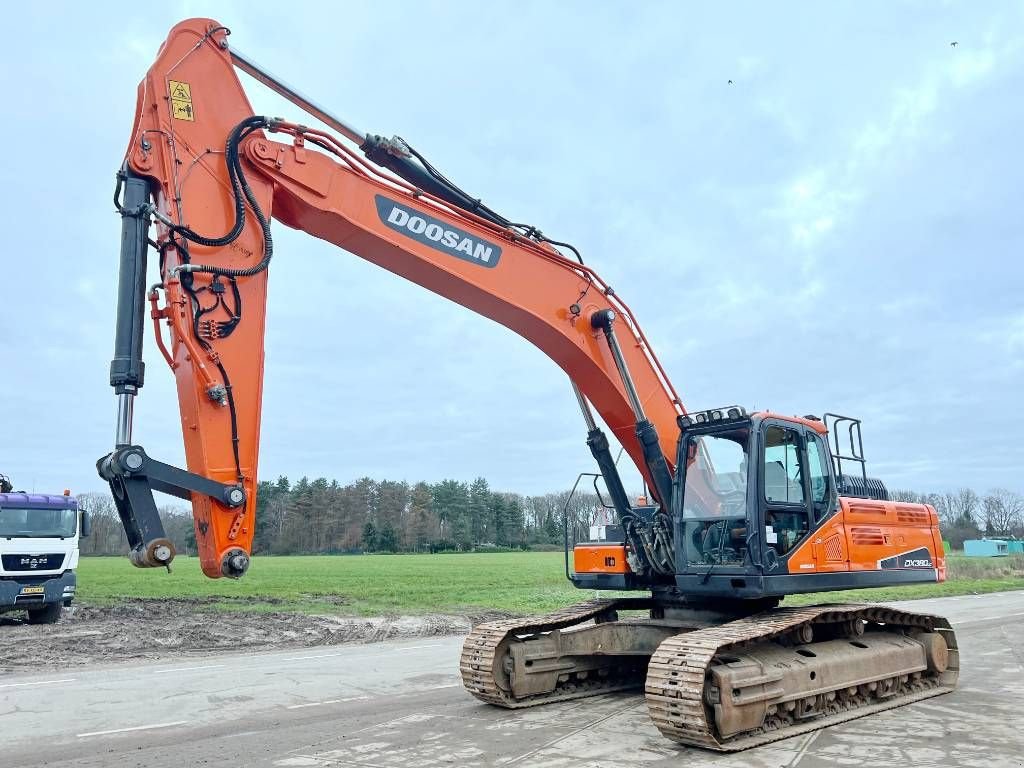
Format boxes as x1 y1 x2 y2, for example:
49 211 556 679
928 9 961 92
0 507 77 538
679 429 750 568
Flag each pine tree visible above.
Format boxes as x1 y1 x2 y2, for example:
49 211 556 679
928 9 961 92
310 477 330 552
377 480 410 536
433 479 470 549
408 482 435 551
377 523 399 552
543 508 561 544
490 494 508 546
362 520 378 552
279 476 313 552
506 495 526 547
252 478 281 553
469 477 491 544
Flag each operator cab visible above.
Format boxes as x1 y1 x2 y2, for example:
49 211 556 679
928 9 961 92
672 407 850 597
568 406 896 598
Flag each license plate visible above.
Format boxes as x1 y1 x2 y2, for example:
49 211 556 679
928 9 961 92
20 586 45 595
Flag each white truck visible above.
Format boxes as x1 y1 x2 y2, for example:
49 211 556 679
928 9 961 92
0 475 90 624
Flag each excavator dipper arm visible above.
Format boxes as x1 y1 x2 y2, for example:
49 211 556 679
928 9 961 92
98 19 684 578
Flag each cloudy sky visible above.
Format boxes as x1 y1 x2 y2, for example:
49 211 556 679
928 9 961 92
1 2 1020 499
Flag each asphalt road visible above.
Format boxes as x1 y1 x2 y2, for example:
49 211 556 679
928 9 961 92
3 591 1023 768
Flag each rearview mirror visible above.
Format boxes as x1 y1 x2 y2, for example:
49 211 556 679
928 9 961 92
80 510 92 538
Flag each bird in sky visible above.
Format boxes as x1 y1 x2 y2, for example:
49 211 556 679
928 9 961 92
728 79 734 85
951 41 958 47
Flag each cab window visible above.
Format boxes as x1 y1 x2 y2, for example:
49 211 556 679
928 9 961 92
763 426 805 504
679 429 750 568
763 425 809 557
806 436 829 506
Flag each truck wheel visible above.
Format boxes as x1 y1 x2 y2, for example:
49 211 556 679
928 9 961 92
26 603 62 625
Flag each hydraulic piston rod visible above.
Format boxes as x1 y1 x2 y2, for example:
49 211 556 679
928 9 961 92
590 310 646 421
591 310 674 509
229 43 507 226
572 381 598 431
229 46 367 146
109 172 150 446
571 382 633 522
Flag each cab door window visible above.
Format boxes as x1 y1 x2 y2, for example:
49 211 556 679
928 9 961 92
763 425 809 556
763 426 805 505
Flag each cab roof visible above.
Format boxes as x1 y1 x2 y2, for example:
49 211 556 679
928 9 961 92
753 411 829 435
0 493 78 509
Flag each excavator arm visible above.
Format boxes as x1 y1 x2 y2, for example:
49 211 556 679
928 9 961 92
99 18 685 578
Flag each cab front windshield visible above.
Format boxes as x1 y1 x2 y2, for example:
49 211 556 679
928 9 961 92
680 429 750 568
0 507 77 538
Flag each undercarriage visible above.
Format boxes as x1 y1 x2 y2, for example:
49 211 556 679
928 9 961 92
460 598 958 751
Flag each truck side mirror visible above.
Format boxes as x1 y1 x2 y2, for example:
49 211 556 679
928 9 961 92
81 510 92 538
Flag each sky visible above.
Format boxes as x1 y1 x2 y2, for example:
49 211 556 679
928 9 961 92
0 2 1021 499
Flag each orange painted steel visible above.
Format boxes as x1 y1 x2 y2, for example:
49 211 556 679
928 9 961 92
784 498 946 580
753 411 828 435
573 544 631 574
126 19 683 577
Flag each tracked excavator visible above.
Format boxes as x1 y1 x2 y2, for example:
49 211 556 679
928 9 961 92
98 19 958 751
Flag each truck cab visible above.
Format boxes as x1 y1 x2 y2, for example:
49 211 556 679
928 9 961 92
0 491 90 624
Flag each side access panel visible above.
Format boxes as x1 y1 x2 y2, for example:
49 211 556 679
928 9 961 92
782 497 944 582
573 544 630 575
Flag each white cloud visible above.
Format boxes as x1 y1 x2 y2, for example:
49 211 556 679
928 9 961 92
769 38 1016 253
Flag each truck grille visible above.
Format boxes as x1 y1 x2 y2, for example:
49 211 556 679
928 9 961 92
1 553 64 571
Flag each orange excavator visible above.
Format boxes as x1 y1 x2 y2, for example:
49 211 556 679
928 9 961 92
98 19 957 751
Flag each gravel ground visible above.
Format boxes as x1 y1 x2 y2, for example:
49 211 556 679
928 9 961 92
0 599 513 674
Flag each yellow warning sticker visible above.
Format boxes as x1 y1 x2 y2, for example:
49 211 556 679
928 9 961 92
169 80 194 121
169 80 192 101
171 100 195 121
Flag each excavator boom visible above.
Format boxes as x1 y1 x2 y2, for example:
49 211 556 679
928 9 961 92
99 19 682 578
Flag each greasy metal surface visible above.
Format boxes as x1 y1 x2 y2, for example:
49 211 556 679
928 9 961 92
645 604 959 751
505 619 688 698
460 598 659 707
707 632 932 739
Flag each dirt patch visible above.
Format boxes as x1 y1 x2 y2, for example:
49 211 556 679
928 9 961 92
0 600 517 675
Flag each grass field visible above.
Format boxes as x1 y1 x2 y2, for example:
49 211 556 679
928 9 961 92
74 552 1024 616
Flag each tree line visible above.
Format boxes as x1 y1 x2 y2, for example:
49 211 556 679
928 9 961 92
77 476 608 557
75 478 1023 557
890 487 1024 549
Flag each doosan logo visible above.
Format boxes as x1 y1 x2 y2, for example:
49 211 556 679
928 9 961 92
375 196 502 268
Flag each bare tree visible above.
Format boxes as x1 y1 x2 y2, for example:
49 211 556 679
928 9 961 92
923 492 953 525
76 491 125 555
983 489 1024 537
948 488 980 527
159 504 195 556
890 489 926 504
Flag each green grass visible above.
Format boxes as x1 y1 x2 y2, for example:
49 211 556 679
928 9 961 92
75 552 1024 617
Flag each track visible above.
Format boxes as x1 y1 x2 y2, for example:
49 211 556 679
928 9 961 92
461 601 959 751
645 604 958 750
460 598 654 706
